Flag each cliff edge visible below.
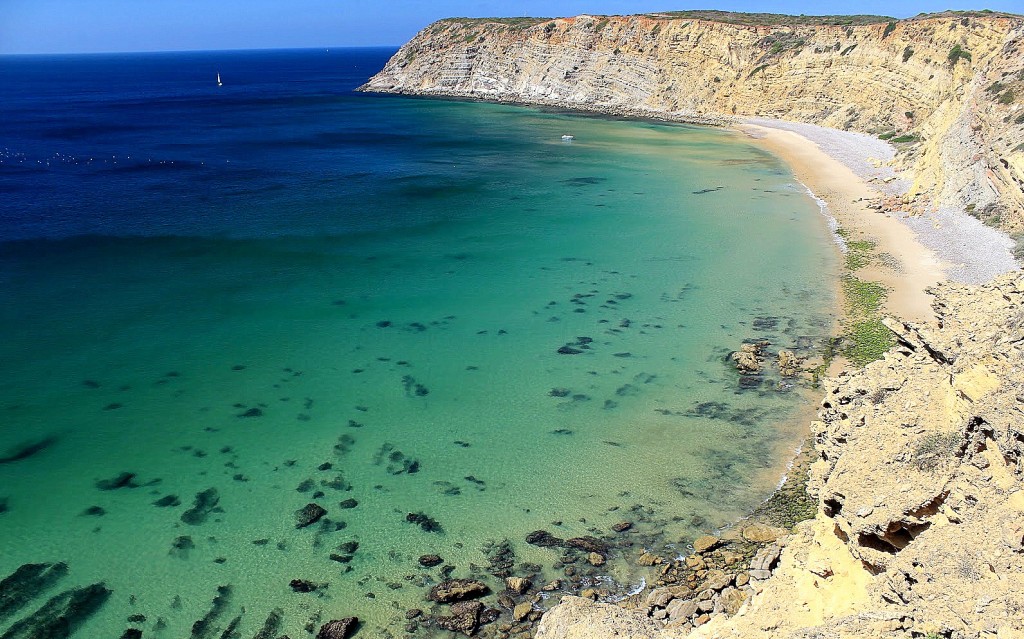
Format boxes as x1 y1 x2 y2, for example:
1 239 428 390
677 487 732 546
361 11 1024 239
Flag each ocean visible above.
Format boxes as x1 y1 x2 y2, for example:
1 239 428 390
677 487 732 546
0 48 837 638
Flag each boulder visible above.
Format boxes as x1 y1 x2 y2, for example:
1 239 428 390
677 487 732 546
692 535 721 554
718 587 747 615
666 597 699 621
730 342 767 373
418 554 443 568
513 602 533 622
777 349 801 376
646 587 676 608
587 552 606 566
741 523 787 544
636 552 662 566
703 569 732 591
506 577 530 594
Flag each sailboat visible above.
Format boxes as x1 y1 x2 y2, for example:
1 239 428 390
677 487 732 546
216 72 223 87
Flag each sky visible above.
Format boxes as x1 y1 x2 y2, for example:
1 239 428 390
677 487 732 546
0 0 1019 54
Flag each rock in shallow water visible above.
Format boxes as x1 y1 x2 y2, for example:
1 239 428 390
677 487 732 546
295 503 327 529
437 601 482 636
0 583 111 639
180 488 221 525
0 562 70 622
316 617 358 638
525 530 564 547
428 579 488 603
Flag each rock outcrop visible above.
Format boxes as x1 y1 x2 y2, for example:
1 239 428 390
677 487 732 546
531 272 1024 638
362 11 1024 234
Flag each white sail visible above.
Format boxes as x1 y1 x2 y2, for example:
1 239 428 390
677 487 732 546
216 72 222 87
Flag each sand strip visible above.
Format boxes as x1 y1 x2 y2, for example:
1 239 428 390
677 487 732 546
735 121 946 323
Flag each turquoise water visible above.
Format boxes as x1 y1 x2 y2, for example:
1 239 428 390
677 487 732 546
0 50 837 638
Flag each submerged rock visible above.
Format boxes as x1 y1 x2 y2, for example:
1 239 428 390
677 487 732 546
190 585 231 639
153 494 181 508
0 583 111 639
289 579 321 593
405 512 442 533
437 600 482 636
566 536 609 554
170 535 195 557
418 554 443 567
296 503 327 529
180 488 221 525
316 617 358 639
0 562 70 622
96 472 139 491
0 436 57 465
252 608 284 639
525 530 565 547
428 579 488 603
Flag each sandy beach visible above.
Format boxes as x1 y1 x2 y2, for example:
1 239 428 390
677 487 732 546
736 121 947 322
735 117 1020 323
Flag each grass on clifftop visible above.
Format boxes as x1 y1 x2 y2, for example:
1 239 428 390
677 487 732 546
437 17 550 28
641 10 894 25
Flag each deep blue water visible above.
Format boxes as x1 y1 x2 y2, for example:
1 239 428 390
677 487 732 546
0 48 404 239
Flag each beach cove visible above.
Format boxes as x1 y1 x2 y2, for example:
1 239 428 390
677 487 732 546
360 10 1023 638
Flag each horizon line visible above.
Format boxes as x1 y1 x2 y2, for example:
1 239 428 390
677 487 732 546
0 44 403 57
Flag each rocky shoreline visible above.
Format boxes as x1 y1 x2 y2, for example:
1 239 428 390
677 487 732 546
529 272 1024 639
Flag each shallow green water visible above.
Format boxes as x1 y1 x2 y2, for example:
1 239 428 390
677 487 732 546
0 96 837 637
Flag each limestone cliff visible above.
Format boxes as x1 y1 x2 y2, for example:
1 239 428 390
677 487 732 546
362 11 1024 234
530 272 1024 639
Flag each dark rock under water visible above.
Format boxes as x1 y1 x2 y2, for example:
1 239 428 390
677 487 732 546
0 582 111 639
0 562 70 623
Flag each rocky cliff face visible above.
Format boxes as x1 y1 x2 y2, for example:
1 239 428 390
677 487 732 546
362 12 1024 234
530 272 1024 639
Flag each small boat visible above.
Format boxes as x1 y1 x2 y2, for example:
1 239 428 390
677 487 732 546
561 134 574 141
216 72 223 87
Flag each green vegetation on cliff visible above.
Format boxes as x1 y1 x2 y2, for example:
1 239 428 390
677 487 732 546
641 10 894 25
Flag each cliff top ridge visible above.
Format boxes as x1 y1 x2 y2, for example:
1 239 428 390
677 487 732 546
436 9 1022 29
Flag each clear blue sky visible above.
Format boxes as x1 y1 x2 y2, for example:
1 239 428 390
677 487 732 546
0 0 1018 54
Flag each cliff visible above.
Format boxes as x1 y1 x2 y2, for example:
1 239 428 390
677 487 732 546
361 11 1024 236
530 272 1024 638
